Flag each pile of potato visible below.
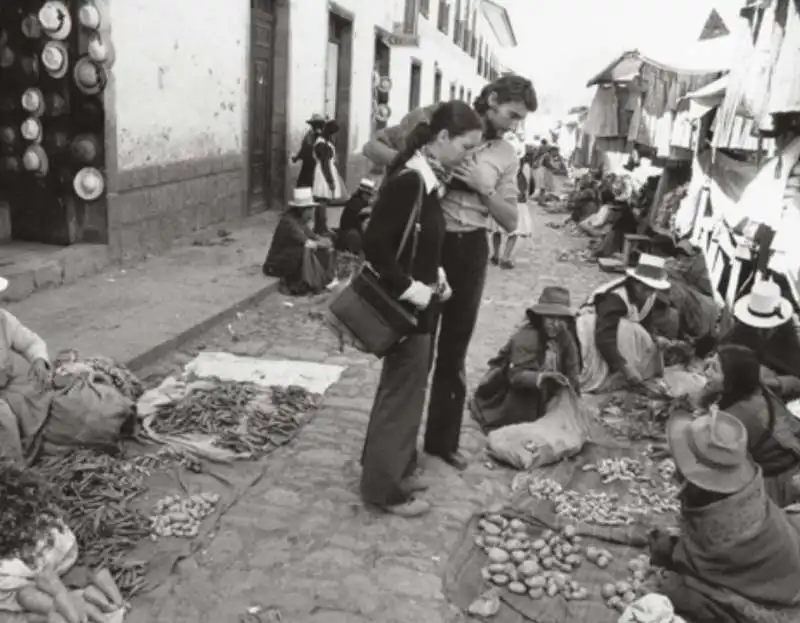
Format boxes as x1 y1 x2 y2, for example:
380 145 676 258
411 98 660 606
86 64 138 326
149 492 220 539
599 555 654 612
475 514 590 601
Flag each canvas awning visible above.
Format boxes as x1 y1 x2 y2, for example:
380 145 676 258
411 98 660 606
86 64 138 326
683 75 729 118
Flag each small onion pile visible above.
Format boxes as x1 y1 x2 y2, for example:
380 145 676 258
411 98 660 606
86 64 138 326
475 514 590 601
599 555 655 612
149 492 219 539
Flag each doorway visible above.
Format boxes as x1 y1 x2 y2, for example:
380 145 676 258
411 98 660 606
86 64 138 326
326 11 353 180
433 68 442 103
248 0 275 212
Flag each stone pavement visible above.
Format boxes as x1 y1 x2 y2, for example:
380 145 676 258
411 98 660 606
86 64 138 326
130 205 607 623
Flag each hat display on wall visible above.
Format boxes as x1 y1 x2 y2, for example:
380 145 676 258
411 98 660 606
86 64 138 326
0 48 14 69
20 118 43 143
38 1 72 40
44 92 67 117
22 145 49 176
45 130 70 153
70 134 101 164
733 279 794 330
0 29 8 47
21 14 42 39
0 126 18 151
0 156 21 174
21 88 45 117
87 33 115 68
73 167 104 201
78 0 111 31
73 57 108 95
19 55 39 79
42 40 69 79
627 253 670 290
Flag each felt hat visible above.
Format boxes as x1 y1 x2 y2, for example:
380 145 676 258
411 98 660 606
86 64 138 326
21 14 43 39
70 134 101 164
78 0 111 31
527 286 574 319
45 130 70 153
627 253 670 290
667 407 757 495
21 88 45 117
287 187 318 209
42 40 69 79
0 47 14 69
0 126 18 151
0 156 20 175
20 118 43 143
733 279 793 329
74 57 108 95
87 32 115 68
73 167 104 201
0 29 8 47
44 92 68 117
19 54 39 79
38 1 72 40
306 114 325 127
22 145 49 177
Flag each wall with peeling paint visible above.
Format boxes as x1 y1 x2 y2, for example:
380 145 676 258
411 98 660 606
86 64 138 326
110 0 249 171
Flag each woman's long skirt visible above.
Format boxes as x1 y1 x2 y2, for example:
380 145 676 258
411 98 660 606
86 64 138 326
360 334 431 507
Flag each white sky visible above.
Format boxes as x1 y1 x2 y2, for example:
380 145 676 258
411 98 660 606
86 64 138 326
497 0 736 115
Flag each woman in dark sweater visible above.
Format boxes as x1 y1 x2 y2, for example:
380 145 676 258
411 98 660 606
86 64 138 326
360 101 483 518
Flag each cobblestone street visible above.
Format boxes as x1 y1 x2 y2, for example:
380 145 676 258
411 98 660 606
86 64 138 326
131 205 607 623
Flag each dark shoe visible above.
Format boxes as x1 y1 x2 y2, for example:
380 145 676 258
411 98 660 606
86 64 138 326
500 259 515 269
430 451 468 471
382 498 431 517
490 255 500 265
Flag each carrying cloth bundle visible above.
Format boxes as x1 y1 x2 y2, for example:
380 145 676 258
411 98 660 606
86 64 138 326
328 169 425 357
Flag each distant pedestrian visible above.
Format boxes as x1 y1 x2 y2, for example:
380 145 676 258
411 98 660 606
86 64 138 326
312 119 346 235
360 101 483 517
292 113 325 189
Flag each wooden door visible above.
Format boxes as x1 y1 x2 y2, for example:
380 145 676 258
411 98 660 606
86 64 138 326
248 0 274 212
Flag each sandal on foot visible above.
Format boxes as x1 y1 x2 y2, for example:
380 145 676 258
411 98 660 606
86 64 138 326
382 498 431 517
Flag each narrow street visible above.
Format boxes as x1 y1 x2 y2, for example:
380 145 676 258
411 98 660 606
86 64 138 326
130 206 607 623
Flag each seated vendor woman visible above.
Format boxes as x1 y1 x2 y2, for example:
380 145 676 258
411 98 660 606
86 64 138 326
0 275 51 462
718 279 800 400
262 188 335 295
649 409 800 623
701 344 800 507
470 287 581 433
335 178 376 255
577 253 677 393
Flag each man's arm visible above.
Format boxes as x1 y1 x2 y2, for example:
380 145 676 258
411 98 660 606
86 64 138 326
481 146 520 232
362 105 437 167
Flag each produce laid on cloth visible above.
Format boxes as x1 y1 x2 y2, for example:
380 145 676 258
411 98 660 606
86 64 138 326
32 451 155 598
598 394 694 441
472 511 662 615
149 493 220 539
52 350 145 402
148 381 317 457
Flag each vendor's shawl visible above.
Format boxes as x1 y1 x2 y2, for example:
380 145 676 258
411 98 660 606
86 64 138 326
664 470 800 623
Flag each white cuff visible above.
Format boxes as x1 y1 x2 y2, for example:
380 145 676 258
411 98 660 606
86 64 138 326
399 280 418 302
438 267 447 283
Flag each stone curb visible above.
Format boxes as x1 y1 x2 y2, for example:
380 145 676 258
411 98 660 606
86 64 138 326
126 278 281 372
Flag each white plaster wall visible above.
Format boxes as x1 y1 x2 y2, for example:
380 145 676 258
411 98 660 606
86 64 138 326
110 0 249 171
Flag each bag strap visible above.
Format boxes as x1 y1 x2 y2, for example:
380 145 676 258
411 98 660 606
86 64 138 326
395 169 426 266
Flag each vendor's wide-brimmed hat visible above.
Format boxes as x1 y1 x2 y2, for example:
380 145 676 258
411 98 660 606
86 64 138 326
306 113 325 127
73 167 104 201
21 88 45 117
73 57 108 95
38 1 72 40
627 253 670 290
78 0 111 31
22 145 49 177
667 408 757 495
287 187 318 209
527 286 574 319
42 40 69 79
733 279 793 330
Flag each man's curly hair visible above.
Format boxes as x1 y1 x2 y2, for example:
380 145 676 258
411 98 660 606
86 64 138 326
473 75 538 115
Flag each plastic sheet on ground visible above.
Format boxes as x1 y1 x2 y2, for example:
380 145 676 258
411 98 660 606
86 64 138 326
443 442 679 623
136 353 342 461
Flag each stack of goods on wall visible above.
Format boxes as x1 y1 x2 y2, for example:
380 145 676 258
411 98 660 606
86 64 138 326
0 0 114 245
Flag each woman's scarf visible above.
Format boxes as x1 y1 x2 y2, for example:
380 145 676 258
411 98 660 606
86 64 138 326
420 146 450 193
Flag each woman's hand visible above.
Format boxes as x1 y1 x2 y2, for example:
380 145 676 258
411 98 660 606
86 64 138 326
647 528 677 568
29 358 50 390
452 159 496 197
436 267 452 302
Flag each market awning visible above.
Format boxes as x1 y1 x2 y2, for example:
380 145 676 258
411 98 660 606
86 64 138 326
683 75 729 118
